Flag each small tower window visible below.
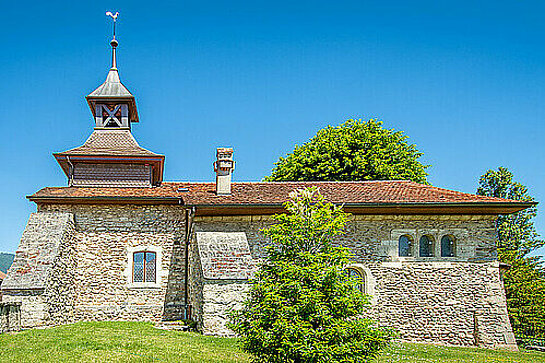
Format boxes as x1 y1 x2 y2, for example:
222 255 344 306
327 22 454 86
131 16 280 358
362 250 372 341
345 267 365 293
133 251 156 283
441 235 456 257
419 235 435 257
398 235 413 257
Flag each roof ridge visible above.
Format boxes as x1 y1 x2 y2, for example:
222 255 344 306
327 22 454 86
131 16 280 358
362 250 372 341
162 180 413 185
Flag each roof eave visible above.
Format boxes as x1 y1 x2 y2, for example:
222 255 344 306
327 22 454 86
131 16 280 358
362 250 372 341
186 201 534 216
28 195 182 205
25 195 534 215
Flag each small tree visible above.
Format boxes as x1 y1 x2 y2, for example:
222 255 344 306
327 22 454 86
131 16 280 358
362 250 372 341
265 119 428 183
230 188 393 363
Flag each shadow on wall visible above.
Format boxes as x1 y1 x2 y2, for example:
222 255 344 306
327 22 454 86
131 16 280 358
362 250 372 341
162 243 186 321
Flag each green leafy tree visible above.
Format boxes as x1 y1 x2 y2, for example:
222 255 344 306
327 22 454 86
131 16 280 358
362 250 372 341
230 188 394 363
265 119 428 183
477 167 545 338
500 249 545 338
477 167 542 255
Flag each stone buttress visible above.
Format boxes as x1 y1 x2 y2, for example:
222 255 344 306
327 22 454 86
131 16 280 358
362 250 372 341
2 213 76 328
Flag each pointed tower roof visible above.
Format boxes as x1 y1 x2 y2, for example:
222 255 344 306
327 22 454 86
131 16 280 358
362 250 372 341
86 37 139 122
88 68 133 98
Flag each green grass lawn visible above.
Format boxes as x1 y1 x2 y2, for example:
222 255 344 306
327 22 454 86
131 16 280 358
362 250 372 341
0 321 543 363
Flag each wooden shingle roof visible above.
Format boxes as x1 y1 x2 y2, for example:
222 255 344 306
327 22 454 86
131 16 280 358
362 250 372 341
55 130 160 157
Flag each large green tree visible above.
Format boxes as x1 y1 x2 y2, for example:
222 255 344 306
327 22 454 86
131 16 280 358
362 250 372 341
477 167 545 338
230 188 394 363
265 119 429 183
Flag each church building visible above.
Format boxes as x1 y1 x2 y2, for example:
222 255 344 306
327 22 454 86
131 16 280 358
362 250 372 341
1 26 533 350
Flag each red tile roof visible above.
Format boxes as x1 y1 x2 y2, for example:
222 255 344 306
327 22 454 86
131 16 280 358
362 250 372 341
0 271 6 280
29 180 530 207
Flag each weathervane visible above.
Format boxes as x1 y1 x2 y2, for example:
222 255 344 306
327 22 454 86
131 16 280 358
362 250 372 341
105 11 119 69
106 11 119 40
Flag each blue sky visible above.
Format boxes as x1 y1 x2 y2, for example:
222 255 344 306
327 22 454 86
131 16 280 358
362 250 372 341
0 1 544 257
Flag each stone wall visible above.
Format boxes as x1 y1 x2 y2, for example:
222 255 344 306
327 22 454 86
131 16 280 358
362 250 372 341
192 214 499 262
365 260 515 349
1 290 46 329
1 212 76 328
192 214 515 349
8 206 514 349
36 204 187 322
43 215 77 326
0 302 21 333
191 232 255 336
201 282 249 336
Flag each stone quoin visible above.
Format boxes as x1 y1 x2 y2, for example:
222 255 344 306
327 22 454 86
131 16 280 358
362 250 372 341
1 18 535 351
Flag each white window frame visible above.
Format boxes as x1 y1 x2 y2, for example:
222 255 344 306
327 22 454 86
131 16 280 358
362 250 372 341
125 245 163 289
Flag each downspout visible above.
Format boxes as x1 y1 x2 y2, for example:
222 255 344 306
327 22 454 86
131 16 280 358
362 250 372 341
66 156 74 187
183 204 195 320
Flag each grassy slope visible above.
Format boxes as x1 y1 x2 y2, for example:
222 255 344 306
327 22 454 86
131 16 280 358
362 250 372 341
0 252 14 273
379 343 545 363
0 322 543 363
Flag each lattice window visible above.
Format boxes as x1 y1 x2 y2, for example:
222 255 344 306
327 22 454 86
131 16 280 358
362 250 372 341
133 251 156 283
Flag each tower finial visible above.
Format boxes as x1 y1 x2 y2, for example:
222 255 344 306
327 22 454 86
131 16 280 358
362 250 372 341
106 11 119 69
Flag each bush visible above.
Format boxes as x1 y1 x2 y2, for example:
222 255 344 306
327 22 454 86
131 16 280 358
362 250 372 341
230 187 394 363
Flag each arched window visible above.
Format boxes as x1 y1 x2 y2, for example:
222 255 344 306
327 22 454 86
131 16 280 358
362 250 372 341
345 267 365 293
398 235 413 257
441 235 456 257
419 235 434 257
133 251 156 283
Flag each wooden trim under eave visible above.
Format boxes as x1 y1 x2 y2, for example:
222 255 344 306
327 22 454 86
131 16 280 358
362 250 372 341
27 196 532 215
191 205 528 216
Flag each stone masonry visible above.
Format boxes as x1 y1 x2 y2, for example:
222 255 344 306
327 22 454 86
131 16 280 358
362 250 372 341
191 232 254 336
21 204 187 323
191 214 516 349
2 212 76 328
2 207 516 350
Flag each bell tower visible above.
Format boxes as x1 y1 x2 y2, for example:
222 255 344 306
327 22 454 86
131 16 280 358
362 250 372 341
53 12 164 187
86 13 138 130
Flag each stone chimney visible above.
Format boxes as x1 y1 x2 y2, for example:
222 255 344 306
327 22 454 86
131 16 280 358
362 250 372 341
214 148 235 195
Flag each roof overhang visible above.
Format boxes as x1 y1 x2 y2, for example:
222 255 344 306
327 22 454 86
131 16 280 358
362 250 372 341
26 195 534 216
185 202 534 216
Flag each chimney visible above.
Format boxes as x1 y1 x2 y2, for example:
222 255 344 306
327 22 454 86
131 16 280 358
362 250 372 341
214 148 235 195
